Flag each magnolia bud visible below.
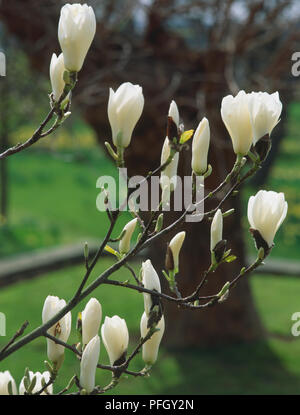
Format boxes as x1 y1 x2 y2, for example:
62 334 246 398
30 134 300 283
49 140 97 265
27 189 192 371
155 213 164 233
0 371 17 395
248 91 282 145
82 298 102 347
210 209 223 252
19 371 52 395
142 259 161 317
192 117 210 175
160 137 179 192
58 3 96 72
101 315 129 366
49 53 66 102
119 218 138 254
108 82 144 148
42 295 71 369
168 231 186 272
248 190 288 248
140 312 165 366
168 100 179 127
80 335 100 394
221 90 253 156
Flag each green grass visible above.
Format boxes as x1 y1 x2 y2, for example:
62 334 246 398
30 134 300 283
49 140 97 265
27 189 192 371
1 265 300 394
0 146 130 258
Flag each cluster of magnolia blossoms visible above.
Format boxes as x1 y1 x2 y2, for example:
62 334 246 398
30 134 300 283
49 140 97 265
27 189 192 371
106 82 282 199
107 80 287 254
41 296 128 394
4 286 166 395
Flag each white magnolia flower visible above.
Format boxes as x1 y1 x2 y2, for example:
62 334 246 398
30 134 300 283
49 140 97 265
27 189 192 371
82 298 102 347
0 371 17 395
19 371 52 395
221 90 253 155
192 117 210 175
248 190 288 247
80 335 100 393
248 91 282 145
58 3 96 72
160 100 180 191
42 295 72 368
168 231 186 271
101 315 129 366
49 53 66 102
142 259 161 316
119 218 138 254
168 100 180 127
108 82 144 148
140 312 165 365
210 209 223 252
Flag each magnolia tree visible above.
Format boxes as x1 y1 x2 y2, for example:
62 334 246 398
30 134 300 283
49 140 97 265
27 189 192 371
0 4 288 395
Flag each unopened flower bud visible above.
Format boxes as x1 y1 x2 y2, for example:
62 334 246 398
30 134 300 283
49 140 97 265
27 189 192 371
49 53 66 102
142 260 161 317
210 209 223 252
82 298 102 347
101 315 129 366
108 82 144 148
192 117 210 175
155 213 164 233
221 90 253 155
42 295 71 369
248 91 282 145
168 231 185 272
58 3 96 72
168 100 179 128
140 312 165 366
119 218 137 254
80 335 100 394
248 190 287 249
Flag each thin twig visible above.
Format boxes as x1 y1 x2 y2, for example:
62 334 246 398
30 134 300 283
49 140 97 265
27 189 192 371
0 74 77 160
0 321 29 355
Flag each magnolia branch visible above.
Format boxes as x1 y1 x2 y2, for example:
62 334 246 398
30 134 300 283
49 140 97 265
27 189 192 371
0 72 77 160
0 151 261 363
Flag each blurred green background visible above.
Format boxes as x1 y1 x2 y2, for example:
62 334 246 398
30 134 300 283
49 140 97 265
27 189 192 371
0 0 300 395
